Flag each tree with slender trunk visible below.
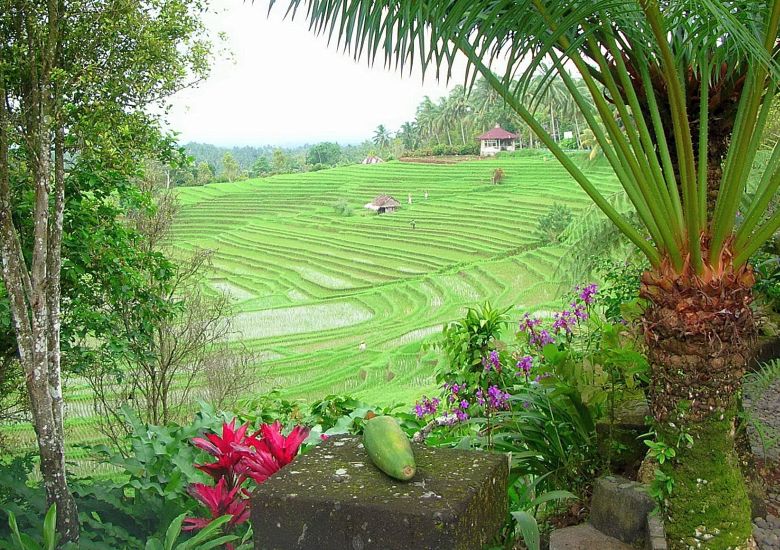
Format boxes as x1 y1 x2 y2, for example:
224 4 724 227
373 124 393 151
275 1 780 546
0 0 211 543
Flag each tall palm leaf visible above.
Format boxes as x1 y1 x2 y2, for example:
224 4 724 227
273 0 780 544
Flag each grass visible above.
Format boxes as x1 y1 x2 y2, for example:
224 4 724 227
3 153 623 457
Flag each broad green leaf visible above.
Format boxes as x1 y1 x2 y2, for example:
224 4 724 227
164 513 186 550
511 511 540 550
43 504 57 550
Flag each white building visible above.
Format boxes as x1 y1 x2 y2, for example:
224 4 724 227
477 124 518 156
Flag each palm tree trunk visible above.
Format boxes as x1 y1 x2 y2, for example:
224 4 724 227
641 265 755 548
574 117 581 148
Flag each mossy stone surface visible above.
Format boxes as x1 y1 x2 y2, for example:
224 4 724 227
251 435 509 550
659 411 752 549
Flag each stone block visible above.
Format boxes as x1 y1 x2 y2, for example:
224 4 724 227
549 523 634 550
251 435 508 550
589 475 655 544
646 514 667 550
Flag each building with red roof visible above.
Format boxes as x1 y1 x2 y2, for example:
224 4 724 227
477 124 518 156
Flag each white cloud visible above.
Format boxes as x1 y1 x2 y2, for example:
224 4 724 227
166 0 468 147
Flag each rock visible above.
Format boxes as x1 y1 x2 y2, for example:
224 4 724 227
646 514 668 550
549 523 634 550
589 475 655 544
596 398 652 471
251 435 509 550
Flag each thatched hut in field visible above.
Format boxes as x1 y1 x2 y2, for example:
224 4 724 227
362 155 384 164
364 194 400 214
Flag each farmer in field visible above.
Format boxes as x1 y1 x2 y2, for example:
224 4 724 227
410 220 416 230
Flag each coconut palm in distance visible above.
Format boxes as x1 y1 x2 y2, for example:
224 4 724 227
273 1 780 546
372 124 393 151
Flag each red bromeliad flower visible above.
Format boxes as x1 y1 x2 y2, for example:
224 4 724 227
257 421 309 467
187 419 310 544
233 445 281 484
192 419 262 482
233 421 310 484
183 477 250 532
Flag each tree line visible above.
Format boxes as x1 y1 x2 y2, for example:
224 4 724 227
173 141 377 185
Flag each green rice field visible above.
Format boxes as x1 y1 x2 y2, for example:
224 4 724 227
3 154 622 461
169 155 620 406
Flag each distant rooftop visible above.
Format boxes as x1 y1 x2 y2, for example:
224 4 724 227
476 124 518 140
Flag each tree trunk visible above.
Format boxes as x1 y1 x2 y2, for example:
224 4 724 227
0 6 79 542
640 265 754 549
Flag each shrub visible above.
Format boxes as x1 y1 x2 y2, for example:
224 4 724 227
332 199 353 217
753 240 780 314
593 258 647 322
457 143 479 155
557 137 578 149
414 286 650 547
536 203 573 243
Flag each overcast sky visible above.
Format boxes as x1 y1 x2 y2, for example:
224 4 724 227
166 1 468 147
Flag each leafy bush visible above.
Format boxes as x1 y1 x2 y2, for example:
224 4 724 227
753 242 780 314
457 143 479 155
332 199 353 217
593 258 647 322
536 203 574 243
414 285 649 547
557 137 578 149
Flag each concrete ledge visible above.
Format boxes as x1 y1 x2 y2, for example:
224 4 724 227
251 435 509 550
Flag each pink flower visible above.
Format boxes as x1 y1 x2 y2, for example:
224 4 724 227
258 421 309 467
193 420 262 481
231 422 309 484
183 477 249 532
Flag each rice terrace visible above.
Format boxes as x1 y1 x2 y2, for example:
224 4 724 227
170 155 620 406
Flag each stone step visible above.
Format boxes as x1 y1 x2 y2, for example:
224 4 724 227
549 524 635 550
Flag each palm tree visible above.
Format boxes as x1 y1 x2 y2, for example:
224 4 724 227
416 96 439 146
278 1 780 544
579 128 605 161
372 124 392 151
434 96 453 146
446 86 471 145
398 121 419 151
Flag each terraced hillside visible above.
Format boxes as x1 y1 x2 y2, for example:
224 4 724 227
169 155 621 407
0 155 623 461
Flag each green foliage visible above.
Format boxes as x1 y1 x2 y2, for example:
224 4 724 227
5 504 57 550
250 157 271 178
306 142 342 167
143 514 245 550
332 199 353 216
438 302 510 383
753 245 780 313
536 203 573 244
221 153 242 183
557 137 577 150
0 404 254 548
593 258 647 322
644 440 676 465
509 478 577 550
